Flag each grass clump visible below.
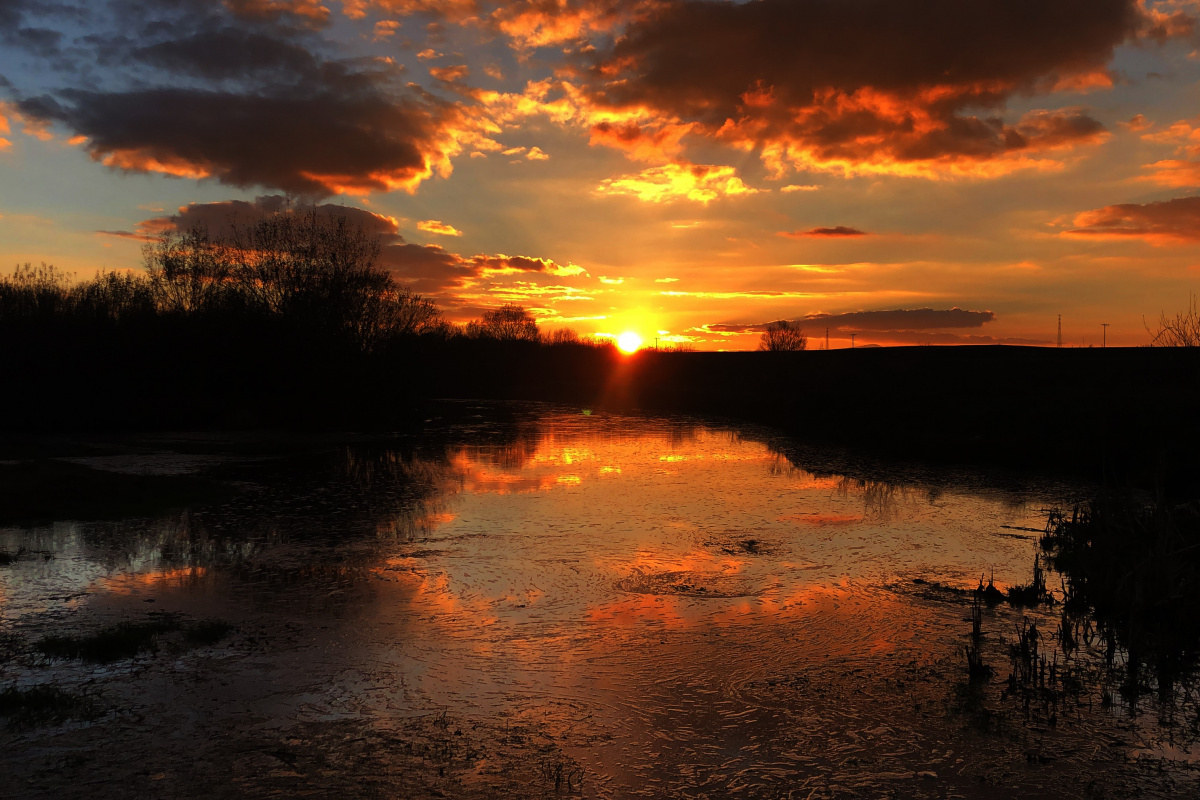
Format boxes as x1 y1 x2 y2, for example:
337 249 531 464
184 620 234 646
0 685 89 728
1042 496 1200 698
0 460 228 526
36 617 182 663
35 615 235 663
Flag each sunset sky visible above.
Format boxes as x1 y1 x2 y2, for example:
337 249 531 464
3 0 1200 348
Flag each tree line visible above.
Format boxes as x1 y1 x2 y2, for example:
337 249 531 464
0 210 615 353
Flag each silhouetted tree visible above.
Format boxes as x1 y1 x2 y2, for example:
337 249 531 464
74 270 155 321
545 327 581 345
470 304 540 341
143 207 445 349
144 226 233 315
758 320 808 351
0 263 73 319
1148 293 1200 346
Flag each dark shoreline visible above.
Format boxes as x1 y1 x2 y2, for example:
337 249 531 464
5 342 1198 494
424 344 1200 494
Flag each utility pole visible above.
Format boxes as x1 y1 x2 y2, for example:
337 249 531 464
850 333 856 349
825 327 829 350
1101 323 1109 348
1057 315 1062 348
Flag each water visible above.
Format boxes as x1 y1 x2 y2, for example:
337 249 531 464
0 404 1195 798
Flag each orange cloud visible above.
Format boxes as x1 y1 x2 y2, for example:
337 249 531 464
1141 118 1200 149
589 120 692 162
1142 159 1200 187
373 19 401 38
224 0 332 27
19 85 477 197
341 0 477 21
470 254 587 277
490 0 658 48
1142 1 1198 41
430 64 470 83
575 0 1136 179
418 219 463 236
99 149 212 180
1066 196 1200 244
596 162 758 204
1124 113 1153 132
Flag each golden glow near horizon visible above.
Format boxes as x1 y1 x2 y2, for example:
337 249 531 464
2 0 1199 349
617 332 644 354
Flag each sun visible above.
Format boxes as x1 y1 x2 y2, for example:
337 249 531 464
616 331 643 353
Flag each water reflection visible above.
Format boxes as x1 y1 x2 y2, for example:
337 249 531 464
1 404 1196 797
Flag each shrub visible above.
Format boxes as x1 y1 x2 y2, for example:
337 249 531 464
758 320 808 351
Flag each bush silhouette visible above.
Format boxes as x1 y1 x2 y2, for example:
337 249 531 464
758 320 808 351
468 304 541 341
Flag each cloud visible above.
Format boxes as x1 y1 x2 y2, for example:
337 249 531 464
804 308 996 331
21 83 467 197
470 254 587 277
223 0 333 28
105 194 402 240
1143 159 1200 186
589 120 692 161
373 19 401 39
575 0 1143 178
347 0 650 47
430 64 469 83
596 162 757 203
1124 113 1153 132
10 2 477 198
342 0 478 22
778 226 868 238
707 308 997 333
857 330 1049 345
489 0 649 48
1066 195 1200 243
418 219 463 236
780 184 820 193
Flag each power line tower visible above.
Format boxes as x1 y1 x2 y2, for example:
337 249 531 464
1057 315 1062 348
1101 323 1109 348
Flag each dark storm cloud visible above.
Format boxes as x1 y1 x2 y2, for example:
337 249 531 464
1066 195 1200 243
6 1 467 197
221 0 332 29
576 0 1149 172
128 27 330 81
20 84 461 196
144 195 403 239
710 308 997 334
0 0 85 62
778 226 868 239
806 308 997 331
